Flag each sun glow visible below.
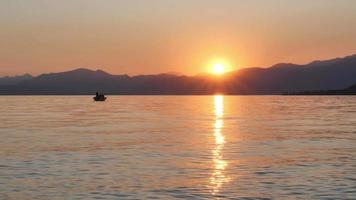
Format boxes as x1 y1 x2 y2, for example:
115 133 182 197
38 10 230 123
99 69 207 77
209 59 230 75
212 63 226 75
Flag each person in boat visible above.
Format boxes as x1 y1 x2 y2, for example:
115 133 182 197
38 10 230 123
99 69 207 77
94 92 106 101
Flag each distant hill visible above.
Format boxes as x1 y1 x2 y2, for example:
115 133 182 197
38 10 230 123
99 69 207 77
226 54 356 94
0 74 33 85
286 83 356 95
1 54 356 95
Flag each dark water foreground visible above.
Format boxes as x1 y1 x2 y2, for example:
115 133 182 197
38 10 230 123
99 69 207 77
0 96 355 199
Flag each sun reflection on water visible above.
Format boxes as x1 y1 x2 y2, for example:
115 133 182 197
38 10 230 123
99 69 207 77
210 95 230 195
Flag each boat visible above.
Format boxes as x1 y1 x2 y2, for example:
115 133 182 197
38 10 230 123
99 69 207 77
93 93 107 101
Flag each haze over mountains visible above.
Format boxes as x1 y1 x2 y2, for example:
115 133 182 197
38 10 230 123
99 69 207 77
1 55 356 95
0 74 33 86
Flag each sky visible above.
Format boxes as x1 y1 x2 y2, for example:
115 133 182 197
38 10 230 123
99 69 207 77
1 0 356 76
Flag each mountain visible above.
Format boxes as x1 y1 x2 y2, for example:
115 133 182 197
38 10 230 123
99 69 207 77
286 83 356 95
225 54 356 94
0 55 356 95
0 74 33 85
0 68 205 95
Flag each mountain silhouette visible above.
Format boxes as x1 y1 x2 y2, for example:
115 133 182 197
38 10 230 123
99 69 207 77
286 83 356 95
0 74 33 85
1 55 356 95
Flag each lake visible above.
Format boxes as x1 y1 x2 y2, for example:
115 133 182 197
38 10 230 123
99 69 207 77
0 96 355 199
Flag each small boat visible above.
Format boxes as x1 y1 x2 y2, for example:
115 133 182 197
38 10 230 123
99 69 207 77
93 93 107 101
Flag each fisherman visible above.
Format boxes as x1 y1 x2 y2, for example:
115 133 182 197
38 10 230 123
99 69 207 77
94 92 106 101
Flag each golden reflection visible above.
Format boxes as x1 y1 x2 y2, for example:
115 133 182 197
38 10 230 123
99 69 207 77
214 95 224 118
210 95 230 195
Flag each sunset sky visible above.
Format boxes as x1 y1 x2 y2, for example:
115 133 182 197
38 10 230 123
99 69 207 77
1 0 356 76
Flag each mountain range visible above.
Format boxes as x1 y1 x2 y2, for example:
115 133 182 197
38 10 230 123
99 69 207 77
287 83 356 95
1 54 356 95
0 74 33 86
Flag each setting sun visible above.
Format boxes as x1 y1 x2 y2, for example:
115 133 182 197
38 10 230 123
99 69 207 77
212 64 226 75
210 59 231 75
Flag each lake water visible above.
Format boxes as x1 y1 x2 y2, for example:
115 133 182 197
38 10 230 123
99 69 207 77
0 96 355 199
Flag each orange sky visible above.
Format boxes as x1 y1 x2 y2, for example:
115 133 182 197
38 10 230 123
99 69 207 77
1 0 356 76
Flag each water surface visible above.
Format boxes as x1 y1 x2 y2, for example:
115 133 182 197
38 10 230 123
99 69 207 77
0 96 355 199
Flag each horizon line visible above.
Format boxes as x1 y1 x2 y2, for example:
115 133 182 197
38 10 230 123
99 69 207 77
1 53 355 78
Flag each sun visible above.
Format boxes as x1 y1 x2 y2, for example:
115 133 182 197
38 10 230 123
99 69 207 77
208 58 232 75
212 63 226 75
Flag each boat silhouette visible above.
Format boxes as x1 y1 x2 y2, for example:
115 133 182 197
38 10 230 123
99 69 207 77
94 92 107 101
